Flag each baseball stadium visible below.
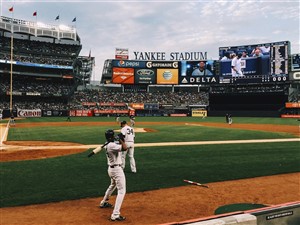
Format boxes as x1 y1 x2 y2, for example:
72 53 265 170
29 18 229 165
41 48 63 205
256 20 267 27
0 15 299 225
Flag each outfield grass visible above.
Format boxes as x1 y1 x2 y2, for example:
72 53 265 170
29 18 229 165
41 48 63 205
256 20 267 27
2 115 299 125
1 117 299 207
7 117 297 144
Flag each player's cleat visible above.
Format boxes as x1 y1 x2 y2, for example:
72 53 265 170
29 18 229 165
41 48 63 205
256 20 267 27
99 202 113 208
110 215 126 221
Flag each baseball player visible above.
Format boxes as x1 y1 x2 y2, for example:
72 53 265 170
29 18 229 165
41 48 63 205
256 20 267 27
10 114 15 126
120 120 136 173
115 115 120 124
228 114 233 125
225 114 229 124
231 53 244 77
88 129 128 221
129 115 135 127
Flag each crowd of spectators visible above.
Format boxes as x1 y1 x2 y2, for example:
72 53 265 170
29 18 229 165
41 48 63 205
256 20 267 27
0 76 73 96
69 89 209 109
0 36 80 66
210 84 288 94
0 88 209 111
1 100 68 111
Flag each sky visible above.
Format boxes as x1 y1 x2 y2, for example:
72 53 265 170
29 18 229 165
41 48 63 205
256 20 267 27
1 0 299 81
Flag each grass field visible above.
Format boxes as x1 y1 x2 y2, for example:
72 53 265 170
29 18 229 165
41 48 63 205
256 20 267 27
1 116 299 207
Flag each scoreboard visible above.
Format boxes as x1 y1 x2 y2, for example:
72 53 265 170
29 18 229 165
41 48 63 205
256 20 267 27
110 41 291 85
218 40 290 84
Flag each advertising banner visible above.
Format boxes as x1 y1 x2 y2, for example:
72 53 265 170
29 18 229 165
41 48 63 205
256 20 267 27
17 109 42 117
156 69 179 84
82 102 97 106
285 102 300 108
134 68 156 84
112 67 134 84
170 113 187 117
115 48 129 60
144 103 159 110
99 103 127 107
94 109 128 114
112 60 146 68
70 110 93 117
179 60 218 84
281 114 300 118
192 110 207 117
129 103 144 110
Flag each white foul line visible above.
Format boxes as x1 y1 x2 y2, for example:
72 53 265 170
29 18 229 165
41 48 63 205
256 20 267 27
0 122 10 148
135 138 300 147
0 138 299 151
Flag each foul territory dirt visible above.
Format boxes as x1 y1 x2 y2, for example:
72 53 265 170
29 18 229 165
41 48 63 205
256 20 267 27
0 121 299 225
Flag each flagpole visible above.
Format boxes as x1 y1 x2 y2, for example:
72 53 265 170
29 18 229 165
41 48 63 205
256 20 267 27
0 0 3 17
10 8 14 115
55 15 60 40
72 17 77 41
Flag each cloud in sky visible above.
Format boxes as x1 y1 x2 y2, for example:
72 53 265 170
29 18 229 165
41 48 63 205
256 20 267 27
1 0 299 81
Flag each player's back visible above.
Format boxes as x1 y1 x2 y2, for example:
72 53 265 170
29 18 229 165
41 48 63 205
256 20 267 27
121 125 135 142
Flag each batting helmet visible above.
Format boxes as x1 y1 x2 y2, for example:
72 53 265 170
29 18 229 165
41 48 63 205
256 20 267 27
105 129 115 142
120 120 127 127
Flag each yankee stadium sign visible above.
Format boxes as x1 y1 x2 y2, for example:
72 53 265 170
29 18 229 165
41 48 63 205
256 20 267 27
133 51 207 61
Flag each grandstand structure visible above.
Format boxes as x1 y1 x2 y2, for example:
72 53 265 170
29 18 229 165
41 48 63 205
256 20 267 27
0 15 299 118
0 16 94 118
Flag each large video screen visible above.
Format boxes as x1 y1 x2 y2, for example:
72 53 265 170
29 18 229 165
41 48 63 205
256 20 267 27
291 53 300 71
179 60 218 84
218 41 290 84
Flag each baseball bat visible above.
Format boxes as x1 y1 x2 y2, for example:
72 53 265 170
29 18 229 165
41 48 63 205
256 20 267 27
183 179 209 188
88 142 109 157
101 142 109 148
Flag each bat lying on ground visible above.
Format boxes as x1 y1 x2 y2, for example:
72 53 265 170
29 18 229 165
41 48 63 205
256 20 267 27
183 179 209 188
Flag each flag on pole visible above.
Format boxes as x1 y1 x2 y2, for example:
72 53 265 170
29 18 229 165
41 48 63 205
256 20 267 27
9 7 13 12
72 17 76 22
88 50 91 58
55 15 59 20
33 11 37 16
